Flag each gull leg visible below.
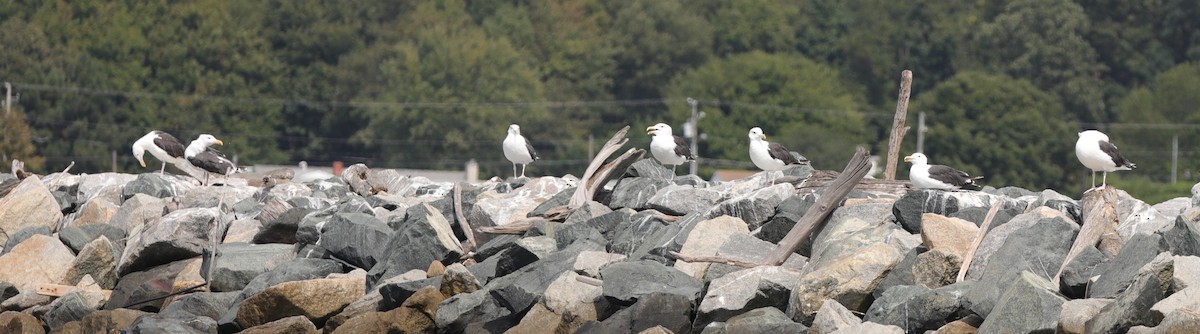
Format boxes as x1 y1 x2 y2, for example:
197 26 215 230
1101 172 1108 189
1090 171 1096 189
512 163 517 179
160 162 167 174
519 164 526 179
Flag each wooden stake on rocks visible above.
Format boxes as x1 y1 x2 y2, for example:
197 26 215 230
1053 187 1121 286
884 70 913 181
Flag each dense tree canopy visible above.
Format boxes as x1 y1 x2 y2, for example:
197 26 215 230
2 0 1198 196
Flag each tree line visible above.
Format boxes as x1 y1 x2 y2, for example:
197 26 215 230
1 0 1197 198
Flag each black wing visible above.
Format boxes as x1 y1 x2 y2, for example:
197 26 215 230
524 137 539 160
767 142 804 165
673 135 694 160
152 131 186 159
928 164 983 190
1098 140 1136 169
189 151 237 175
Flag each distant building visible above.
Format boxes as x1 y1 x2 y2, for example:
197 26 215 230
247 160 479 183
710 169 757 182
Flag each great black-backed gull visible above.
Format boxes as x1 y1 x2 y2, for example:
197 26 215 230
186 134 240 185
646 123 694 175
748 127 807 171
503 124 539 178
904 152 983 190
1075 130 1136 189
132 130 207 177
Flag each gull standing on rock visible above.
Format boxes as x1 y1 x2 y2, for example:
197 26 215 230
1075 130 1136 190
646 123 694 175
132 130 207 177
503 124 539 178
186 134 241 186
904 152 983 190
748 127 808 171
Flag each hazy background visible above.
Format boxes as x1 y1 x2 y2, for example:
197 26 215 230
1 0 1198 201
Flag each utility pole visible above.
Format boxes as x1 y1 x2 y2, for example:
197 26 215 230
687 98 700 175
916 111 927 153
4 82 11 116
1172 135 1178 184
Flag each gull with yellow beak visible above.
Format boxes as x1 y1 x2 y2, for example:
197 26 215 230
132 130 208 177
646 123 694 175
186 134 241 186
904 152 983 190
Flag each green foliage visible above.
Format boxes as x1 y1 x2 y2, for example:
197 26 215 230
1111 62 1200 182
664 51 866 170
912 71 1075 191
0 109 45 172
1108 176 1196 206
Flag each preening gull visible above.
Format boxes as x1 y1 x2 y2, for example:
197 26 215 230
646 123 694 175
1075 130 1136 189
132 130 207 177
502 124 539 178
904 152 983 190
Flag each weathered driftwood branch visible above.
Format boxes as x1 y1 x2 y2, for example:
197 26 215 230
575 275 603 287
883 70 913 181
477 218 544 235
1053 187 1121 285
763 147 873 265
453 182 477 254
668 251 764 269
957 200 1003 283
569 126 631 209
796 170 910 196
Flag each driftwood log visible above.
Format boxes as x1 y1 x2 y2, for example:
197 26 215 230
883 70 913 181
957 200 1003 282
1052 187 1122 285
453 182 478 253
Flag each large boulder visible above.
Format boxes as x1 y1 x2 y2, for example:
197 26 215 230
319 212 393 270
0 234 76 292
122 173 196 200
469 176 572 240
1089 233 1167 298
235 276 366 329
705 183 794 230
61 236 118 289
577 292 694 334
893 189 1021 233
964 211 1076 317
964 206 1074 282
694 266 799 330
57 224 126 254
105 258 201 311
787 243 901 322
601 260 704 303
1086 252 1174 334
210 243 295 292
1058 298 1113 334
646 185 725 216
366 203 464 288
608 177 672 210
976 271 1066 333
118 207 219 275
0 175 64 247
673 215 749 279
863 283 971 333
71 198 119 227
507 271 606 334
107 193 166 231
43 290 107 329
807 203 906 270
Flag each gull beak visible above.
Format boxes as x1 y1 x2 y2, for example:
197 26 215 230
646 126 655 135
138 159 146 167
903 156 914 163
215 139 224 146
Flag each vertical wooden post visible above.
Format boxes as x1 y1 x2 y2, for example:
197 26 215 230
884 70 913 181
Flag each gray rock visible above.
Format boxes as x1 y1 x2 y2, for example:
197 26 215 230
488 240 605 314
366 203 464 289
1 225 51 254
108 193 166 231
807 203 902 271
989 186 1037 198
628 159 675 180
721 307 807 333
1151 286 1200 322
526 186 574 218
893 190 1020 233
830 322 904 334
1086 252 1174 334
608 177 672 210
1059 298 1113 334
469 177 572 244
440 263 481 297
755 194 816 244
574 251 627 278
610 210 673 256
473 234 521 261
704 233 807 282
874 247 921 299
1060 245 1106 298
182 186 256 209
434 288 511 333
217 258 344 332
319 212 392 270
964 212 1076 317
707 183 794 230
0 281 17 304
61 236 118 289
1175 255 1200 291
646 185 725 216
577 293 694 334
1159 217 1200 257
105 258 197 311
965 207 1074 282
1116 190 1174 241
58 224 126 254
565 201 614 226
43 290 105 329
1090 233 1166 298
72 197 120 227
810 299 861 334
947 205 1021 229
694 266 799 330
160 291 240 320
787 243 902 321
673 215 750 279
210 243 296 292
122 173 196 200
1150 304 1200 334
601 260 704 304
0 176 66 247
975 271 1066 333
864 283 971 333
378 276 441 311
1028 189 1082 223
118 207 219 275
127 313 218 334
